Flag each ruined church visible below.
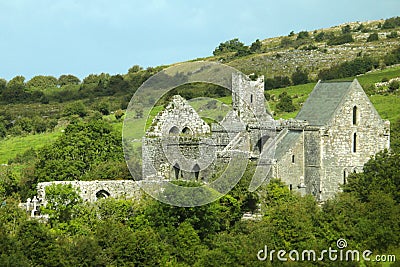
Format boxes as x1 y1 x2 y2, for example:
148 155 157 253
142 74 390 201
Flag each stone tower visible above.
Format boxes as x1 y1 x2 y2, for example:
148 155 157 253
231 73 268 123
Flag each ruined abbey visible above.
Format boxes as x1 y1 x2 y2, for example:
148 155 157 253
31 73 390 209
141 74 390 201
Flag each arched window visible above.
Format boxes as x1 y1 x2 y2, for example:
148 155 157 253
250 94 253 103
291 155 295 163
169 126 179 135
353 106 357 125
353 133 357 153
182 127 193 135
96 190 110 199
193 164 200 181
256 135 269 153
173 163 181 179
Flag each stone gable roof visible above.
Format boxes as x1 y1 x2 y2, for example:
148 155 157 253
296 80 355 126
146 95 210 137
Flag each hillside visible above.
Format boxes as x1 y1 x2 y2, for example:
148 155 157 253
204 19 399 80
0 16 400 171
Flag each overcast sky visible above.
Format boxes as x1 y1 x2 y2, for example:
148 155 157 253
0 0 399 81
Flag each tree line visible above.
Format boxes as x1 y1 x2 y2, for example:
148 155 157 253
1 147 399 266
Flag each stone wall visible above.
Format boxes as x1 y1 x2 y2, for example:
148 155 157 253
37 180 143 203
146 95 210 137
232 73 266 122
272 131 305 192
320 80 390 200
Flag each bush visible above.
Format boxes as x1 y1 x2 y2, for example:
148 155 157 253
64 101 88 117
327 33 354 45
115 109 125 120
314 31 325 42
291 68 309 85
264 76 291 90
296 31 309 40
318 56 378 80
366 33 379 42
383 46 400 66
387 31 398 39
382 16 400 29
341 25 351 34
213 38 247 56
388 80 400 92
276 92 295 112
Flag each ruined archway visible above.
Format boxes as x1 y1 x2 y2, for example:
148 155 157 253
96 190 110 199
169 126 180 135
182 126 193 135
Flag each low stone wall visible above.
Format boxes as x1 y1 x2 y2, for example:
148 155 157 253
37 180 143 203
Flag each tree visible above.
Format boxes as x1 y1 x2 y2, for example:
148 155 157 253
291 68 309 85
26 75 57 89
128 65 143 74
387 31 398 39
327 33 354 45
58 74 81 86
280 36 293 47
366 32 379 42
34 120 124 182
314 31 325 42
107 74 129 95
383 46 400 66
94 100 110 115
388 80 400 92
0 78 6 91
382 16 400 29
276 92 295 112
341 25 351 34
391 118 400 153
296 31 309 40
343 150 400 203
1 75 30 103
115 109 125 120
7 75 25 90
64 101 88 117
41 183 82 224
212 38 247 55
264 76 291 90
249 39 262 53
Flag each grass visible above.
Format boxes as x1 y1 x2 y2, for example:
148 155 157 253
370 94 400 122
357 65 400 86
0 130 63 164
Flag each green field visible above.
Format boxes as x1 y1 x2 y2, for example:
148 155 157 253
0 130 63 164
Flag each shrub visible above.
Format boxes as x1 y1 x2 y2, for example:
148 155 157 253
366 33 379 42
388 80 400 92
382 16 400 29
291 68 309 85
327 33 354 45
387 31 398 39
276 92 295 112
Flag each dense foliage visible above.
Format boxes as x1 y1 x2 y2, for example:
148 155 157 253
1 155 399 266
318 56 378 80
